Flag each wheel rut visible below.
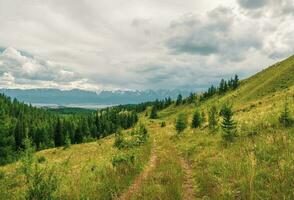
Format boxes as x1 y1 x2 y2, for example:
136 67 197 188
117 141 157 200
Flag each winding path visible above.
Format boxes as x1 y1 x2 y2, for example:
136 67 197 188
118 141 157 200
180 157 197 200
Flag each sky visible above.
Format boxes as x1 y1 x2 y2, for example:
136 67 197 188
0 0 293 91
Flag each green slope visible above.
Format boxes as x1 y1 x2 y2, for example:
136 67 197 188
238 55 294 102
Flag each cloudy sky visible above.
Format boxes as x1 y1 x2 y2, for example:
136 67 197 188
0 0 293 91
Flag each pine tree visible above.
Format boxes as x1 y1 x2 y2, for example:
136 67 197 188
279 101 293 127
0 108 15 165
191 110 202 128
187 93 195 104
14 114 25 150
208 105 218 131
220 105 237 142
201 110 206 123
233 74 239 89
74 125 83 144
54 118 64 147
150 106 158 119
63 133 71 149
176 94 183 106
219 79 226 94
175 113 187 134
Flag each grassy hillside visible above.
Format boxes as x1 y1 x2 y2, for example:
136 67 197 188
0 55 293 199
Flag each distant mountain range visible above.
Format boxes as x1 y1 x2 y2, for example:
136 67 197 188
0 88 192 108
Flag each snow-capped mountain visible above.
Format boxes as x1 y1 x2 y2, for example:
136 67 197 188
0 88 192 108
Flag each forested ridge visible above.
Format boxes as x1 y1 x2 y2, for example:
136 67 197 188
0 94 176 165
0 94 140 165
0 75 238 166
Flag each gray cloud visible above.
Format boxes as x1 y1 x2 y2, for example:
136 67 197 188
166 7 263 61
237 0 267 9
237 0 294 17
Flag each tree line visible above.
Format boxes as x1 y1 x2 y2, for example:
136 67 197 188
0 94 139 165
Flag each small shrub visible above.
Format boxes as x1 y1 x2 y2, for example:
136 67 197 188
83 136 95 143
161 121 166 127
111 153 135 168
63 134 71 150
114 125 149 150
134 124 149 145
37 156 46 163
0 170 5 179
19 138 59 200
26 166 58 200
113 130 127 149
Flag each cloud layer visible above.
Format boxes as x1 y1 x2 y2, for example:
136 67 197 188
0 47 99 90
0 0 293 91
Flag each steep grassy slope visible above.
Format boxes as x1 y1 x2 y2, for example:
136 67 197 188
130 55 294 199
0 55 293 199
151 56 294 199
238 55 294 102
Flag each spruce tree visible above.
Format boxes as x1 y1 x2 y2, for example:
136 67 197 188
0 108 15 165
150 106 158 119
208 105 218 131
219 79 226 94
63 133 71 149
176 94 183 106
220 105 237 142
175 113 187 134
74 126 83 144
15 114 25 150
279 101 293 127
191 109 202 128
201 110 206 123
187 93 195 104
233 74 239 89
54 118 64 147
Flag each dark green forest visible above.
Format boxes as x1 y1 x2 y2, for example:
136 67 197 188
0 94 175 165
0 93 140 165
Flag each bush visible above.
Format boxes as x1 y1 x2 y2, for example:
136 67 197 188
25 166 58 200
0 170 5 179
19 138 59 200
114 125 149 149
134 124 149 145
161 121 166 127
111 153 135 168
37 156 46 163
63 134 71 150
113 130 127 149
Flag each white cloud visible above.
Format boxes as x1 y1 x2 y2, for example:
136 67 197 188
0 47 99 90
0 72 15 86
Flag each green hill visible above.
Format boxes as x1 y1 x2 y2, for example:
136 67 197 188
0 56 293 199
